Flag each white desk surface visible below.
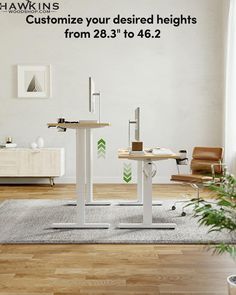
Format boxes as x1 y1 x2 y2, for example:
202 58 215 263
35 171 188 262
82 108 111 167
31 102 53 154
48 122 110 129
118 149 179 161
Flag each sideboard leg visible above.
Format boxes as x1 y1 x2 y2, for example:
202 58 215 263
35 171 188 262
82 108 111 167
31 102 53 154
49 177 55 187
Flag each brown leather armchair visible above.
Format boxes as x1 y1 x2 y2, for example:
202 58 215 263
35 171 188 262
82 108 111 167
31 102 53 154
171 147 225 216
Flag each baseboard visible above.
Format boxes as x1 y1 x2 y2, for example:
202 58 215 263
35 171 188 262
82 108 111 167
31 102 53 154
0 176 172 184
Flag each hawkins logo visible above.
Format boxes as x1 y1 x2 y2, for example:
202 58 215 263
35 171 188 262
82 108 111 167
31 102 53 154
0 0 59 13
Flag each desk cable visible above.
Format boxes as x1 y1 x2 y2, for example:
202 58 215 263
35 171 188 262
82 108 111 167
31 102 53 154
143 162 157 178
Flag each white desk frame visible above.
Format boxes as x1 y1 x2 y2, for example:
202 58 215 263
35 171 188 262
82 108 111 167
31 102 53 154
66 129 110 207
48 122 110 229
117 161 162 206
85 129 110 206
118 152 177 229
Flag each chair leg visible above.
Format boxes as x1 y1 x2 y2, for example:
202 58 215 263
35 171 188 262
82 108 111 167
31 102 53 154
191 184 200 200
171 184 201 216
171 199 188 211
171 199 188 216
181 208 187 217
196 186 200 200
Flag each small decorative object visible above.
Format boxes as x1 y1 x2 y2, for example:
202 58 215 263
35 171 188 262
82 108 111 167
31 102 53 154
57 118 67 132
132 141 143 151
5 137 17 148
5 143 17 148
36 137 44 148
17 65 52 98
6 137 12 144
129 141 145 155
57 117 65 123
30 142 38 149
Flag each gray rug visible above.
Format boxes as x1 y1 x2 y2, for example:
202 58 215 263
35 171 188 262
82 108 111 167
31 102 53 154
0 199 234 244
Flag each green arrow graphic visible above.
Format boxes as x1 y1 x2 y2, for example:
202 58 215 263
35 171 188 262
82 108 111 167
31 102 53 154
98 138 105 145
123 163 132 183
97 138 106 159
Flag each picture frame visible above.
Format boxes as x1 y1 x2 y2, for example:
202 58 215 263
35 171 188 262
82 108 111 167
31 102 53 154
17 65 52 98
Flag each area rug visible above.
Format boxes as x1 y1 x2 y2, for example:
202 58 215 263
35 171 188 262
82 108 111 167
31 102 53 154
0 199 234 244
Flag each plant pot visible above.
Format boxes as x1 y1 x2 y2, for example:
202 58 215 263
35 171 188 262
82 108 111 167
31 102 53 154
227 275 236 295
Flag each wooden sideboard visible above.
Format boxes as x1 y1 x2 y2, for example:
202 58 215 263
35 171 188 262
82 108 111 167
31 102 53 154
0 148 65 186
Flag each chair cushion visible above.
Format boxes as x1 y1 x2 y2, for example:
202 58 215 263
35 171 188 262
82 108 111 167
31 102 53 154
191 159 222 174
192 147 223 161
171 174 213 183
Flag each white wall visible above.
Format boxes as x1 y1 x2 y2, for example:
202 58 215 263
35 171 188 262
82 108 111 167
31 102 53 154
0 0 229 183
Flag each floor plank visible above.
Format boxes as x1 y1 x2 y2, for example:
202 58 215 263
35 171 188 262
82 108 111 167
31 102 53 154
0 184 234 295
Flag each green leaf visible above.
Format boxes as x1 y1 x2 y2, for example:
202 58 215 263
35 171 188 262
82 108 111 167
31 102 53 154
184 173 236 257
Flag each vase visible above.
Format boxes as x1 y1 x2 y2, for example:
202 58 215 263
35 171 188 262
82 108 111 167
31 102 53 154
36 137 44 148
30 142 37 149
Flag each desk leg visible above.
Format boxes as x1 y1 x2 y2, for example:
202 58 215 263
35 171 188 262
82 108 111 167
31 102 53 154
137 160 143 203
52 129 110 229
143 162 153 225
116 161 144 206
116 161 162 206
67 129 110 207
118 160 176 229
85 129 110 206
77 128 86 224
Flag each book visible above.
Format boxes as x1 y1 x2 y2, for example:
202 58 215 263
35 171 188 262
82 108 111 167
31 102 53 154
5 143 17 148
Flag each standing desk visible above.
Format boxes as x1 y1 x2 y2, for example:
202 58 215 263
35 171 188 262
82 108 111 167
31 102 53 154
116 158 163 206
118 150 178 229
48 122 110 229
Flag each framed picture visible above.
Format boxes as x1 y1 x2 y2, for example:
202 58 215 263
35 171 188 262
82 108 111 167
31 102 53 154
17 65 52 98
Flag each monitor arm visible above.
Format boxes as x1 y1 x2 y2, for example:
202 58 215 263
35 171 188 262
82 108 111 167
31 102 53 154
128 119 137 148
93 92 101 123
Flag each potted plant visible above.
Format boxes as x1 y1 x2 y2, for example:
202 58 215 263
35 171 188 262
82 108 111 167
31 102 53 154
186 174 236 294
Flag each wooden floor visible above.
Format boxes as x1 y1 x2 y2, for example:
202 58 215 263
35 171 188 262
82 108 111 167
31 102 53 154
0 184 234 295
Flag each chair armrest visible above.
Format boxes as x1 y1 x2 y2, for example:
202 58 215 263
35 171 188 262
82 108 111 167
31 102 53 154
211 163 227 180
